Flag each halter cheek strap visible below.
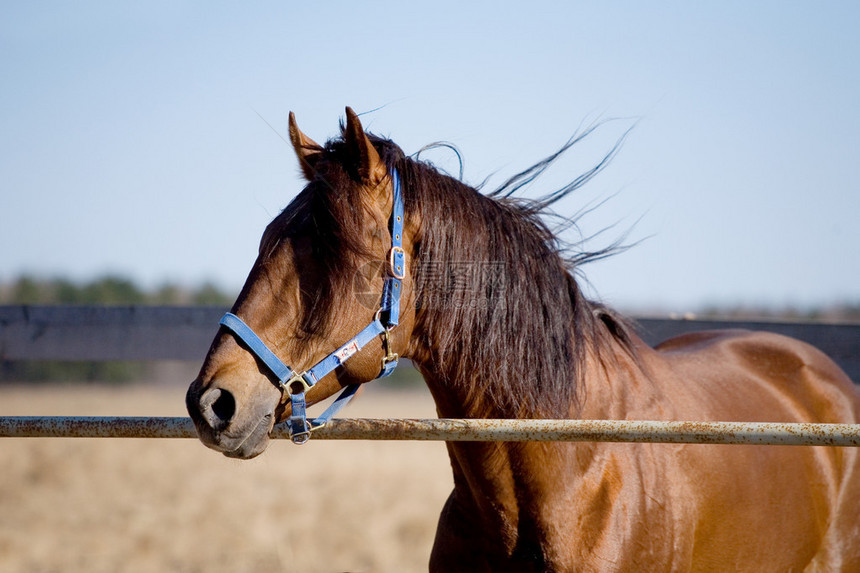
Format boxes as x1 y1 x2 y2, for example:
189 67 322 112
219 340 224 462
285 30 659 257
218 169 404 444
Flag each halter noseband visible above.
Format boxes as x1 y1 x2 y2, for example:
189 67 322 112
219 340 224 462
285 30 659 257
219 169 405 444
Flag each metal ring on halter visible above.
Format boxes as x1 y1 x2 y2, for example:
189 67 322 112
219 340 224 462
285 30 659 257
290 421 313 445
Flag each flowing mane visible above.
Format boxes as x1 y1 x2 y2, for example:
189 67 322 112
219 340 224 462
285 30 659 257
261 125 640 418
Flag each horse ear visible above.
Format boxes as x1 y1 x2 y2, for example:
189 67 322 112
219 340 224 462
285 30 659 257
288 111 322 181
344 106 387 184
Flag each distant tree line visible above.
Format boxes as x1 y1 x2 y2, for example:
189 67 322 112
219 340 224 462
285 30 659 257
0 274 236 306
0 274 237 384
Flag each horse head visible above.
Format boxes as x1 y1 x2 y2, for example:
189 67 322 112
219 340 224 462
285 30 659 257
185 107 417 458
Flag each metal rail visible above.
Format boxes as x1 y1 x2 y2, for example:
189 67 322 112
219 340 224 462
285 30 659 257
2 417 860 446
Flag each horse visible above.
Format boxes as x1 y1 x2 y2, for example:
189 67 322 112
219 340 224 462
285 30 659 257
186 107 860 571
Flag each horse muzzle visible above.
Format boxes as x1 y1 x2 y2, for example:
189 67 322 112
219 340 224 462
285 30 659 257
185 378 279 459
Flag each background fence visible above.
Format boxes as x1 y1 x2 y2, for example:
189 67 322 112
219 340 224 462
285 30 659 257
1 305 858 445
1 305 858 382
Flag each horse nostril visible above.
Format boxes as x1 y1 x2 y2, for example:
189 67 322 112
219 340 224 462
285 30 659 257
199 387 236 430
212 391 236 422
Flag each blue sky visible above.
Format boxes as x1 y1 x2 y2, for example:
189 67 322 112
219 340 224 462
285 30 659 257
2 2 858 312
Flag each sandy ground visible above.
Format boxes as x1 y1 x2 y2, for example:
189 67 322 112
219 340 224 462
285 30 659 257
0 379 453 573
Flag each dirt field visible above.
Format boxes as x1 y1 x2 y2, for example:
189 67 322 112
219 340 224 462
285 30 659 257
0 379 452 572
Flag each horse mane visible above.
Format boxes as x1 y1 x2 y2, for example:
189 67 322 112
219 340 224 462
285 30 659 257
268 123 640 417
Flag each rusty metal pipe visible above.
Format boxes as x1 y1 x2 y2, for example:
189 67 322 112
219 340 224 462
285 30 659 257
315 418 860 446
0 416 197 438
2 416 860 446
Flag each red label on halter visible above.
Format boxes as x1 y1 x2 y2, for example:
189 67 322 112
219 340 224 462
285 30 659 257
334 339 360 363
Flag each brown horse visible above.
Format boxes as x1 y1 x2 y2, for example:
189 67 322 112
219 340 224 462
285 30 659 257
186 108 860 571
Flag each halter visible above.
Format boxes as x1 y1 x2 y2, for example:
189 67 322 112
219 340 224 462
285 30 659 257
219 169 405 444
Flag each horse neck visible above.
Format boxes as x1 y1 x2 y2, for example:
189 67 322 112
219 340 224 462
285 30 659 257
398 167 652 558
416 319 649 562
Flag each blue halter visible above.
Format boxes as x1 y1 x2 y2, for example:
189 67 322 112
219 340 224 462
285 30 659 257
219 169 405 444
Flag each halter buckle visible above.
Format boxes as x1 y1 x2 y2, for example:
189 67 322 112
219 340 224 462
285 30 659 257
388 246 406 280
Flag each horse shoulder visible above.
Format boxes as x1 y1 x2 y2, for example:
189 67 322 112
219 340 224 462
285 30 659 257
623 329 860 570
